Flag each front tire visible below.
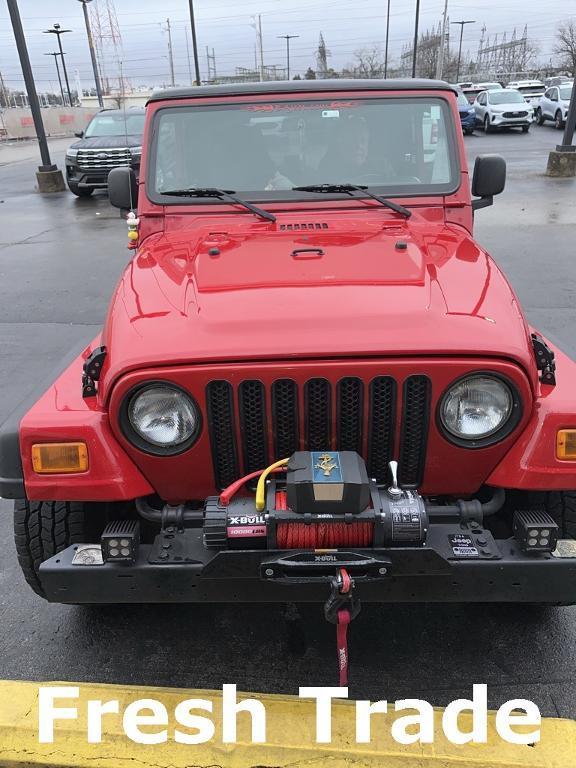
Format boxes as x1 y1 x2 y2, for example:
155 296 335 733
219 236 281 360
14 500 87 598
555 110 565 130
521 125 530 133
535 108 544 126
545 491 576 539
484 115 493 133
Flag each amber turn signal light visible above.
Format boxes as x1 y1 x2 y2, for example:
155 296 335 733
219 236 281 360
31 442 89 474
556 430 576 461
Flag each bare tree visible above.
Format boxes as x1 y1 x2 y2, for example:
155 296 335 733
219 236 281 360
352 47 385 78
554 19 576 76
110 93 125 109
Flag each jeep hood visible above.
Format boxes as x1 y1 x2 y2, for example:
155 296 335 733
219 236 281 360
100 214 534 394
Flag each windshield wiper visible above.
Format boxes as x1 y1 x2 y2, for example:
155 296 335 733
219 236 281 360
160 187 276 223
292 183 411 218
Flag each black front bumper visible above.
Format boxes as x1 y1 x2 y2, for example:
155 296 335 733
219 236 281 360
39 524 576 604
66 163 139 190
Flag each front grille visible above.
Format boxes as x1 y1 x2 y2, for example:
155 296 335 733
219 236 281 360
77 147 132 170
206 374 430 489
502 111 528 118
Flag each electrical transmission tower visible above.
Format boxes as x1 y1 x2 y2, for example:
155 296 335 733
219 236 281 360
89 0 126 95
476 25 530 79
316 33 331 77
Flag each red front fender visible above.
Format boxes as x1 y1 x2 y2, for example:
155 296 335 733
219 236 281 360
19 340 152 502
488 340 576 490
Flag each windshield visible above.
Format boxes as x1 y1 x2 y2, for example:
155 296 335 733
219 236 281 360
560 85 574 100
489 91 525 105
478 82 502 90
457 93 470 107
85 113 145 138
151 97 457 200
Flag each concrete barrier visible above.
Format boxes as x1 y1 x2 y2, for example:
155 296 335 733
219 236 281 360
0 108 99 141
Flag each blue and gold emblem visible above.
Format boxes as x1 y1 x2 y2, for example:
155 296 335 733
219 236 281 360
312 451 342 483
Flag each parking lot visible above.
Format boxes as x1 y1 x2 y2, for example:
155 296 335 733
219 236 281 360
0 122 575 718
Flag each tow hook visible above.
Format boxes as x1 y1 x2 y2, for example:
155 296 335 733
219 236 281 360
323 567 361 686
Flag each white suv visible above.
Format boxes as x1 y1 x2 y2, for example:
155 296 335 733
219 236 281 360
536 83 574 129
506 80 545 109
474 89 533 133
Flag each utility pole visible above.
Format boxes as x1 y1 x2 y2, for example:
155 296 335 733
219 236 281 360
187 0 201 85
277 34 299 80
452 20 475 82
166 18 176 87
77 0 104 108
258 15 265 81
44 52 65 105
411 0 420 78
384 0 391 78
547 86 576 176
435 0 449 79
43 24 73 106
185 30 193 85
7 0 65 191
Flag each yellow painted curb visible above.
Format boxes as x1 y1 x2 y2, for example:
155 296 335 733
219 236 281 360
0 680 574 767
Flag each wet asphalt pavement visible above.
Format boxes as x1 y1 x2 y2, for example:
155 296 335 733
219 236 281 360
0 125 575 717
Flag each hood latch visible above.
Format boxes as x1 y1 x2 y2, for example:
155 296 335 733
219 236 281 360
531 333 556 386
82 346 107 398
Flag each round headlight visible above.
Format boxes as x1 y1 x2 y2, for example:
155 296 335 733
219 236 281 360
125 384 200 454
440 375 515 444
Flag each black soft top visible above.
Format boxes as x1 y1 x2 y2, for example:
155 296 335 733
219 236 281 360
148 78 457 104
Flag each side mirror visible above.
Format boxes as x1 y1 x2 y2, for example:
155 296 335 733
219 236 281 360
74 130 84 138
108 166 138 210
471 154 506 211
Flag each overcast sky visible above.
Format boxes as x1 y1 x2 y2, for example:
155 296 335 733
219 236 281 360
0 0 574 92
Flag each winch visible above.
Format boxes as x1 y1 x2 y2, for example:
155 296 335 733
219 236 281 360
203 451 428 551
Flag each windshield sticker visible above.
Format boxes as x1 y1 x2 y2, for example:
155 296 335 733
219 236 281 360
243 101 359 113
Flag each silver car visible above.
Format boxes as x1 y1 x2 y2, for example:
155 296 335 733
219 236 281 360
536 83 574 129
474 89 533 133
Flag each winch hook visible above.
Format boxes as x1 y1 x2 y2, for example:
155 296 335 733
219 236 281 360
323 567 361 686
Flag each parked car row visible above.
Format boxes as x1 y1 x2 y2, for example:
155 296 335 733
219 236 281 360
455 80 573 135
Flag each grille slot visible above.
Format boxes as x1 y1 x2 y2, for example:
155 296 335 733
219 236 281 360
206 374 430 490
367 376 397 482
272 379 299 458
399 375 431 488
206 381 239 488
337 377 364 452
305 378 332 451
239 380 268 474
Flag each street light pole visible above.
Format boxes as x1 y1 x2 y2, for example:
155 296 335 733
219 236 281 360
6 0 65 191
452 20 475 83
77 0 104 108
277 34 299 80
411 0 420 78
384 0 391 78
44 24 73 106
187 0 201 85
44 52 65 105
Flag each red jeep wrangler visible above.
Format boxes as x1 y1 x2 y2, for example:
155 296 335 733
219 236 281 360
2 80 576 618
